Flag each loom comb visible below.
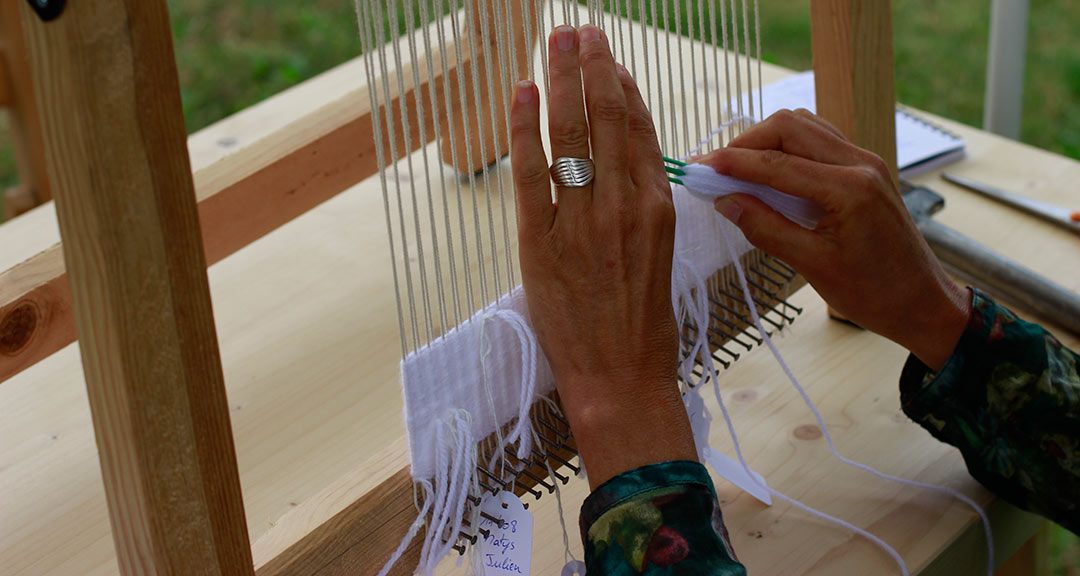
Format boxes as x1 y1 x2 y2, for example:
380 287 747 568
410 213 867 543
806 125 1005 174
665 156 828 229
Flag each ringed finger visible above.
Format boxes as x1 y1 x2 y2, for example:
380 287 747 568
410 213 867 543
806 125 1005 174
578 25 630 196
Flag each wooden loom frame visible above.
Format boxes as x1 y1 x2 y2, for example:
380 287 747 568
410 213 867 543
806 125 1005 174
0 1 899 574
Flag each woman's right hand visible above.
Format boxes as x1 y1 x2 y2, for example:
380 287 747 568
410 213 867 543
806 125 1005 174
698 109 970 371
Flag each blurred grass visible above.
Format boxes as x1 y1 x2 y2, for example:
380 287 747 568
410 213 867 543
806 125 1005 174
0 0 1076 571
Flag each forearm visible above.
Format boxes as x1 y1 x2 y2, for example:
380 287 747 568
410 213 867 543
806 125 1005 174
900 288 1080 534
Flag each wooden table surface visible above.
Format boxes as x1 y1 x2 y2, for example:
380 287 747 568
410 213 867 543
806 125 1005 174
3 58 1079 575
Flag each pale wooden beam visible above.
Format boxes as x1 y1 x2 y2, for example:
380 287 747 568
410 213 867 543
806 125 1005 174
16 1 253 574
0 18 466 385
0 243 71 378
810 0 898 184
253 408 578 575
256 462 422 576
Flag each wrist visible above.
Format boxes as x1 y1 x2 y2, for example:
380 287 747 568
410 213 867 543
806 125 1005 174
558 376 697 489
903 282 972 371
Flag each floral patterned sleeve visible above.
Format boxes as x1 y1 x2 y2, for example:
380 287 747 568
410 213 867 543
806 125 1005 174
579 460 746 575
899 288 1080 534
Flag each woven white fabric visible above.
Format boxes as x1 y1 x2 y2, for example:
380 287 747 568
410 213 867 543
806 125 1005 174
401 185 759 483
402 287 555 479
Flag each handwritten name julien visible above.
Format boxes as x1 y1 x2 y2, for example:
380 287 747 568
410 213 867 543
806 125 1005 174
484 554 523 574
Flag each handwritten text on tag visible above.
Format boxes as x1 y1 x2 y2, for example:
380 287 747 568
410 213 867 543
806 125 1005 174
479 491 533 575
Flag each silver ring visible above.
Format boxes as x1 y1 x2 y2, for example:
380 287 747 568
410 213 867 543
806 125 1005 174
549 157 595 188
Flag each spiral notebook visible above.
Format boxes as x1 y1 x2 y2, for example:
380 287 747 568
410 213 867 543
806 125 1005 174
746 71 966 179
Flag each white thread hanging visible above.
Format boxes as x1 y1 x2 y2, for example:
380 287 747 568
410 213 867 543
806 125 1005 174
376 479 434 576
716 218 996 576
673 109 994 572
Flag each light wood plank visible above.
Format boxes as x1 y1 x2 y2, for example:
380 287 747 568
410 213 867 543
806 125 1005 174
252 399 579 575
439 0 539 173
18 1 252 574
0 244 72 381
254 453 421 576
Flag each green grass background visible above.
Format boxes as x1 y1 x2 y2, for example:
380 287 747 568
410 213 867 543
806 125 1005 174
1 1 1077 191
2 1 1078 569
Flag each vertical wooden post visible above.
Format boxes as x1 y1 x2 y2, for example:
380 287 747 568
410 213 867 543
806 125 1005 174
441 0 539 173
0 1 51 218
17 1 253 575
810 0 899 184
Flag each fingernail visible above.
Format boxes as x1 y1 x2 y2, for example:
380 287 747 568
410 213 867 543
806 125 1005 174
580 24 600 44
714 197 742 224
555 26 576 51
615 63 629 78
516 80 534 103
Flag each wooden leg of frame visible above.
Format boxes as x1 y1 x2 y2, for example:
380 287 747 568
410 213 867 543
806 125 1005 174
0 1 51 217
810 0 898 322
810 0 899 185
18 1 253 574
441 0 540 174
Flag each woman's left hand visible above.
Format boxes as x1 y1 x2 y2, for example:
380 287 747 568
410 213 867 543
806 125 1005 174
510 24 697 489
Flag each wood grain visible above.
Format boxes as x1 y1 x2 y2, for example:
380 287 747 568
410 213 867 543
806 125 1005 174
0 15 468 385
810 0 899 184
0 244 72 379
252 400 579 575
18 1 252 574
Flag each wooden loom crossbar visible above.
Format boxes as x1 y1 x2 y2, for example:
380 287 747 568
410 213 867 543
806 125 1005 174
0 1 898 575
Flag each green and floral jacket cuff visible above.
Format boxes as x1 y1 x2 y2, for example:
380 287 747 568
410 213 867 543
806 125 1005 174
579 460 746 575
900 288 1080 534
578 289 1079 575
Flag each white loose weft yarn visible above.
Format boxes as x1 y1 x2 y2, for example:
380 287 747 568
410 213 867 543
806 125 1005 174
357 2 993 575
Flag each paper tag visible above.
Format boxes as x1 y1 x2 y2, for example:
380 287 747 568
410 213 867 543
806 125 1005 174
479 491 533 575
703 447 773 506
